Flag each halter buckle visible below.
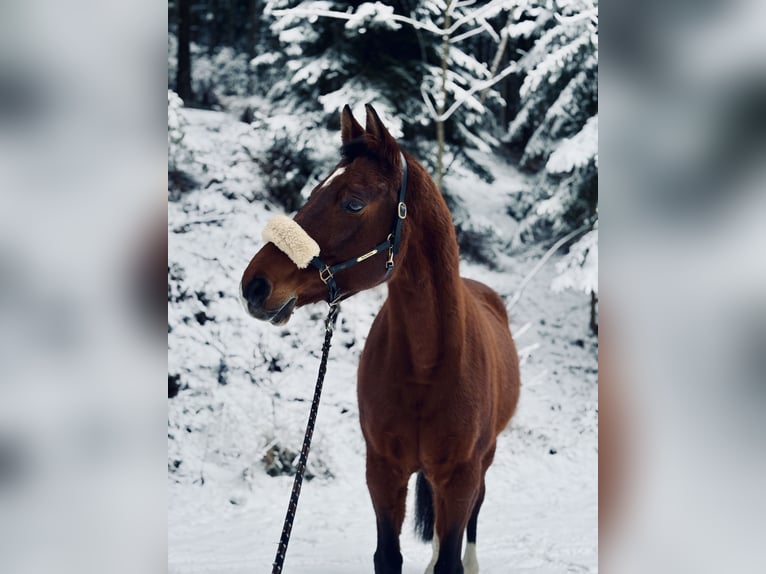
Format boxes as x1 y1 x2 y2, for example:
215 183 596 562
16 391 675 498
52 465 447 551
386 238 395 269
398 202 407 220
319 266 334 284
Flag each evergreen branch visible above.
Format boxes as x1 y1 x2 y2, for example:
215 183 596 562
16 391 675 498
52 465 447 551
420 82 439 121
272 0 509 39
451 19 496 44
270 7 443 35
480 15 511 104
437 61 517 122
554 8 598 28
444 0 507 36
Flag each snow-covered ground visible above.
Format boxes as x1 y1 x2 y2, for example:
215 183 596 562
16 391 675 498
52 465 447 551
168 108 598 573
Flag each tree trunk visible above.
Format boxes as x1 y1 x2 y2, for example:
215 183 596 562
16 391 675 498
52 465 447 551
435 1 453 192
208 0 219 56
176 0 193 103
480 16 510 105
590 290 598 335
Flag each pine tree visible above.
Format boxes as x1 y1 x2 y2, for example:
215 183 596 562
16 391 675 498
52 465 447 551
505 0 598 244
257 1 510 184
176 0 194 103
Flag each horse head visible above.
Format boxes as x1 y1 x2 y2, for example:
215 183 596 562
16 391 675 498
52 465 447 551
240 104 407 325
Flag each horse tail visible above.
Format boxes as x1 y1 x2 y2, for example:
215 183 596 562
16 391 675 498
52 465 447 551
414 471 434 542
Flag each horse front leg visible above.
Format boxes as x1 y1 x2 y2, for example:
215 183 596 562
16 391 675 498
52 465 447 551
430 462 482 574
462 478 485 574
366 449 409 574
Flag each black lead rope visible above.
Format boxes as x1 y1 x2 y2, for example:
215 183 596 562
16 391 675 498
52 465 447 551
271 303 340 574
270 153 408 573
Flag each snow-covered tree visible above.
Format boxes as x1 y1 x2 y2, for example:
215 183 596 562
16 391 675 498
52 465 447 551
168 90 198 200
551 225 597 332
259 1 512 185
498 0 598 331
505 0 598 244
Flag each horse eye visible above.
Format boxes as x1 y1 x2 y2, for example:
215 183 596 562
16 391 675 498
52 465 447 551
344 199 366 213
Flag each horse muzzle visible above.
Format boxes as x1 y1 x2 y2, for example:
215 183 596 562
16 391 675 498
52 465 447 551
240 275 298 325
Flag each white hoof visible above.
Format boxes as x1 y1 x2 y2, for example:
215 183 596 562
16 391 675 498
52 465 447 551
462 542 479 574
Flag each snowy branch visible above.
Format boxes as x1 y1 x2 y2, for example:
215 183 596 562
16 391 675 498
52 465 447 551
270 7 443 35
451 16 499 44
554 8 598 28
513 321 532 340
272 0 508 39
420 81 439 120
436 61 517 122
420 61 516 122
445 0 507 36
508 223 592 312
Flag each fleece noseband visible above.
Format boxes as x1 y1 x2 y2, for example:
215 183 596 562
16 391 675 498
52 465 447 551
262 152 408 304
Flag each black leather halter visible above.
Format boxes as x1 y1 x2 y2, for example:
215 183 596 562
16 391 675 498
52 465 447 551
309 151 408 304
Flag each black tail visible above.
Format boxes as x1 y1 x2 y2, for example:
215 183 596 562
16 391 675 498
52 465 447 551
414 471 434 542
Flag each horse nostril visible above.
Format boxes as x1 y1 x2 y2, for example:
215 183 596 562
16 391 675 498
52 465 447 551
243 276 272 309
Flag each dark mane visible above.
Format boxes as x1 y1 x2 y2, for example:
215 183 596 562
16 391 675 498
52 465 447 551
341 136 374 162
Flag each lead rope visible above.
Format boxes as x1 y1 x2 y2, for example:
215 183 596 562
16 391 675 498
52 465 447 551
271 303 340 574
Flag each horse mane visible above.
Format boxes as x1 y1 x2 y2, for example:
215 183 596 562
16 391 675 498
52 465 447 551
340 136 373 162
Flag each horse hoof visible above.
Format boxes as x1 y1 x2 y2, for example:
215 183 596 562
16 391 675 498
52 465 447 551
462 542 479 574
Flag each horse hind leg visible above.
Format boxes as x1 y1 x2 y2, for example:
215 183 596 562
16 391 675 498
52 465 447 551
366 450 409 574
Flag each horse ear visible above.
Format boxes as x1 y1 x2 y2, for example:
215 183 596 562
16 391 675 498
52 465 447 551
364 104 399 166
341 104 364 145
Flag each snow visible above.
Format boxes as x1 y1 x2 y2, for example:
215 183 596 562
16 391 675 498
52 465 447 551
169 107 597 573
546 115 598 174
552 228 598 295
507 20 539 40
345 2 402 33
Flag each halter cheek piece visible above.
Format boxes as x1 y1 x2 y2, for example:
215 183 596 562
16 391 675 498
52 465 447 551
263 152 408 305
309 152 408 303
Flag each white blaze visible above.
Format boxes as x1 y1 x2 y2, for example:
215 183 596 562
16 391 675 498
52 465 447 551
320 167 346 189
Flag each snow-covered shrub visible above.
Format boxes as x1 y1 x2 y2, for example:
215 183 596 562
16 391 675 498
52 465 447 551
256 130 317 213
262 443 331 480
168 90 197 199
192 46 252 102
455 221 499 269
168 38 253 108
168 90 193 172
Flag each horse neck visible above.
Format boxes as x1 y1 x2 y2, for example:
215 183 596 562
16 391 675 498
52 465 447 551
385 161 466 374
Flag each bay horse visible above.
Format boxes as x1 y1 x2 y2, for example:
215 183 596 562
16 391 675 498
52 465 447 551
240 104 520 574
